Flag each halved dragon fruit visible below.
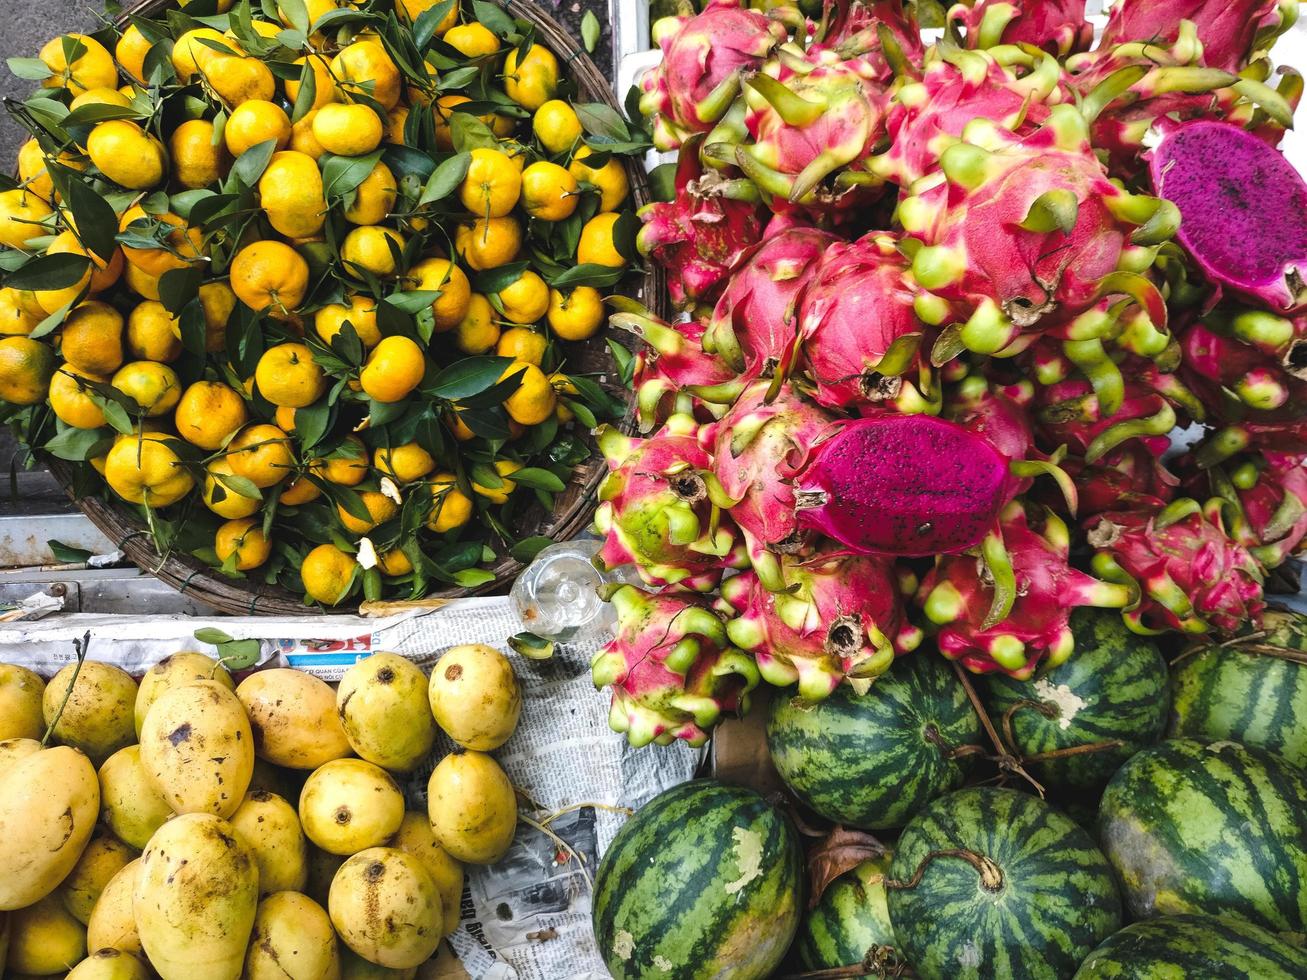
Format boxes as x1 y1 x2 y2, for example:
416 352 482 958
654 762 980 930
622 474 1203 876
719 549 920 702
699 381 833 592
1149 120 1307 312
950 0 1092 57
1086 498 1266 635
592 414 746 591
918 503 1135 677
592 585 759 747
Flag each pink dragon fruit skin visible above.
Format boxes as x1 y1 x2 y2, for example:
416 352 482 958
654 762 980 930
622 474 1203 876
873 46 1066 187
592 414 747 592
703 224 840 385
638 0 787 150
791 414 1024 557
591 585 760 747
1230 452 1307 567
1180 318 1307 415
1036 375 1190 464
918 504 1135 678
698 381 833 592
819 0 924 84
1059 445 1180 517
718 550 921 702
1099 0 1297 73
1149 120 1307 313
795 232 934 413
636 143 765 310
1086 499 1266 635
899 104 1178 360
950 0 1092 57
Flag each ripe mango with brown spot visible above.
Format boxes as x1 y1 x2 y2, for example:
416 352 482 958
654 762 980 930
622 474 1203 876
43 660 138 765
86 858 142 955
135 651 235 736
244 890 340 980
134 812 259 980
67 947 151 980
58 830 135 923
0 744 100 909
139 679 253 818
337 653 436 773
299 758 404 855
426 750 517 865
229 790 309 895
0 735 40 774
328 847 442 969
0 664 45 740
237 668 352 769
387 811 464 935
99 744 173 849
427 644 521 751
5 893 86 974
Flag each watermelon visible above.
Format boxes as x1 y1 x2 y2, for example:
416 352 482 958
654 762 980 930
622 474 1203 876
1073 914 1307 978
980 610 1169 792
1098 738 1307 934
766 653 980 829
795 854 896 975
1169 613 1307 768
888 787 1121 980
592 780 802 980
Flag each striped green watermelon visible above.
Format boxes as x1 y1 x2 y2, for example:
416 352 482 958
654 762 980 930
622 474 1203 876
887 787 1121 980
1098 738 1307 934
981 610 1169 792
592 780 802 980
766 653 980 829
795 854 896 975
1169 612 1307 768
1073 914 1307 978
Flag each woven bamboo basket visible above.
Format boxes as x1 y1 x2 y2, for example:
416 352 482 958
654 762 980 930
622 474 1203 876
37 0 662 616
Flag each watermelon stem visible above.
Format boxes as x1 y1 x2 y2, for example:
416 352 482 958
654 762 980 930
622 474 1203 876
921 723 987 761
773 945 909 979
949 661 1049 798
999 697 1125 765
885 848 1005 893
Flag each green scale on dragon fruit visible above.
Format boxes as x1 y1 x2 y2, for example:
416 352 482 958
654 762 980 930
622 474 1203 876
1073 914 1307 980
1169 609 1307 768
765 652 981 830
887 786 1122 980
1098 738 1307 934
591 779 802 980
794 854 896 976
979 609 1170 794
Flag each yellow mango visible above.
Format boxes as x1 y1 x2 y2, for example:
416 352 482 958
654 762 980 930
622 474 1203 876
139 680 253 818
43 660 138 765
299 759 404 856
229 790 309 895
337 653 436 773
386 811 464 935
99 744 173 849
328 847 442 969
426 750 517 865
58 831 136 923
244 891 340 980
6 893 86 974
135 651 235 736
67 947 151 980
237 669 352 769
86 858 142 955
427 645 521 750
0 664 45 740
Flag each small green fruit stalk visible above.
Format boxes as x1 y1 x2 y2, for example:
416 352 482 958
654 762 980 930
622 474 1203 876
591 584 760 747
593 413 748 592
718 549 922 703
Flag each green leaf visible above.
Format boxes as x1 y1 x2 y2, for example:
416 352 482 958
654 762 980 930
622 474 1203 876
62 103 145 126
509 632 555 660
606 339 636 385
470 461 504 489
293 400 332 451
48 540 93 563
427 357 514 398
475 262 530 295
290 58 318 125
171 189 217 221
216 638 262 669
175 298 208 357
450 113 500 152
194 626 235 645
28 297 76 341
546 263 626 290
215 472 262 500
322 150 384 200
510 535 555 563
419 152 471 205
43 426 112 462
158 268 203 315
649 161 676 202
453 568 496 588
384 290 442 314
4 253 91 291
458 406 512 439
101 398 134 435
471 0 517 35
574 102 629 141
7 57 53 81
412 0 457 48
581 11 601 53
231 139 279 187
277 0 310 32
511 467 566 492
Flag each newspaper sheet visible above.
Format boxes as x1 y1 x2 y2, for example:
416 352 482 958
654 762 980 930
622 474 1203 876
0 597 699 980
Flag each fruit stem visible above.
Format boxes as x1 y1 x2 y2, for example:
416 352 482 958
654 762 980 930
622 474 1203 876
41 630 91 748
886 848 1005 893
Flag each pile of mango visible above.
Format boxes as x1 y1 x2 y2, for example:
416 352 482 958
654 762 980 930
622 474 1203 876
0 642 523 977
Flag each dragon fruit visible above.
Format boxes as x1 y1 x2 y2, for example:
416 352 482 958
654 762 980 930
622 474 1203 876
873 44 1067 187
1149 120 1307 312
791 413 1069 557
1086 498 1266 635
949 0 1092 57
636 142 765 310
1183 449 1307 568
794 232 936 413
898 104 1178 361
593 414 747 591
1180 317 1307 415
591 585 760 746
638 0 788 150
718 549 921 701
1059 445 1180 517
918 503 1135 677
818 0 924 84
1098 0 1297 72
698 381 833 592
608 302 740 430
702 223 839 385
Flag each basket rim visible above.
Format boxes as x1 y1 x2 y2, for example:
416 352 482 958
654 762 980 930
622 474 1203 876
30 0 660 616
